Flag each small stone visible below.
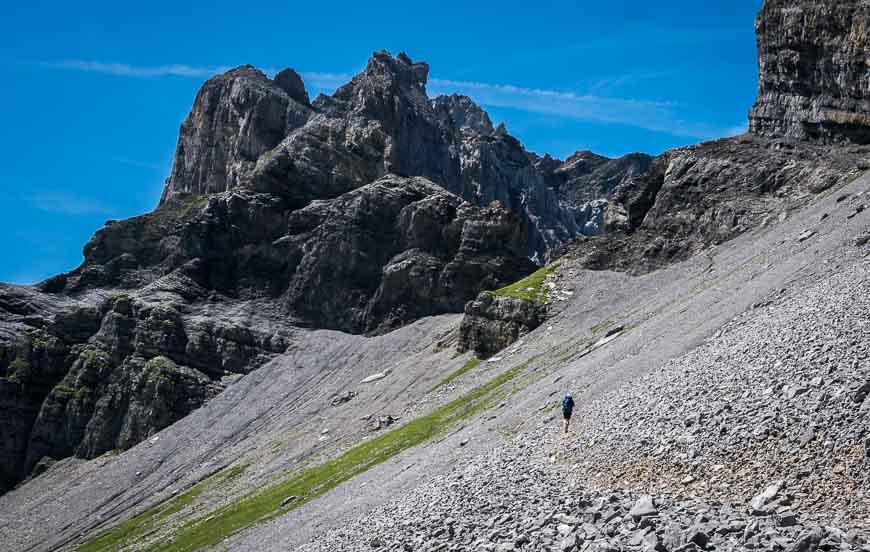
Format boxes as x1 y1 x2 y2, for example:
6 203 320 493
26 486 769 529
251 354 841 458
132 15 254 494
743 520 760 542
778 511 798 527
750 480 783 513
797 230 816 242
798 428 815 447
360 372 388 384
784 385 808 400
629 496 658 519
852 381 870 403
789 529 823 552
553 513 581 525
687 530 709 548
330 390 356 406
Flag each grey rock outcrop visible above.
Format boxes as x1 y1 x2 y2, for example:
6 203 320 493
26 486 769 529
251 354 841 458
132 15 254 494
458 292 546 359
0 283 291 493
749 0 870 143
563 136 867 274
550 150 655 226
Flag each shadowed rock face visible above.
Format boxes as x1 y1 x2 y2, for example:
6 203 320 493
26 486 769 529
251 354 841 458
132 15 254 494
457 293 546 359
276 175 537 334
749 0 870 143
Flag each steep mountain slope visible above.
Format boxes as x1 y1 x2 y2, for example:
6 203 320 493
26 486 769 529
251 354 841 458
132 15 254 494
299 184 870 551
2 144 867 552
2 0 870 549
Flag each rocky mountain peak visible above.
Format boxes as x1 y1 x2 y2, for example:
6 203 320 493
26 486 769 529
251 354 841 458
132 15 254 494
160 63 312 204
432 94 495 135
273 67 310 105
333 50 429 106
749 0 870 143
558 150 611 174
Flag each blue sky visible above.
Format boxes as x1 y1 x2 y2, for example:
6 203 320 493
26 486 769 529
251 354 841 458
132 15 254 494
0 0 761 284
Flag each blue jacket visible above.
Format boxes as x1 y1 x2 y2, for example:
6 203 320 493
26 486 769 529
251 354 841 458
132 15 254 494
562 396 575 415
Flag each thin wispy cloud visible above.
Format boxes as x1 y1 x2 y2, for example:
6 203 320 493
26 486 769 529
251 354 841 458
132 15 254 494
45 59 353 90
26 191 118 216
43 59 729 140
46 60 229 78
428 78 726 140
583 71 672 96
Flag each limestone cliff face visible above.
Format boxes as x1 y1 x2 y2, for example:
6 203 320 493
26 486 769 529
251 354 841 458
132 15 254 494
275 175 536 334
162 66 313 202
749 0 870 143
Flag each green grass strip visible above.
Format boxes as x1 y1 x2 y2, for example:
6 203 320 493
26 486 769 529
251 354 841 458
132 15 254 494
135 364 523 552
430 357 481 392
492 263 559 303
76 464 247 552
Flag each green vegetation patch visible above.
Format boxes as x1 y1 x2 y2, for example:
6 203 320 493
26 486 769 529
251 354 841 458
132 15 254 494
492 263 559 303
79 345 110 367
144 356 179 385
8 357 29 379
178 194 209 218
53 384 76 396
76 464 248 552
25 328 57 350
430 357 481 392
138 363 525 552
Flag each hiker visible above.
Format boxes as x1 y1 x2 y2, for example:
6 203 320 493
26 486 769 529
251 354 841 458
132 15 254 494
561 392 575 433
